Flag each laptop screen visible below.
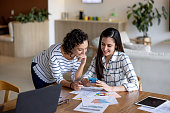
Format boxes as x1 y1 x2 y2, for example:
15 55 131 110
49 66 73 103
15 84 62 113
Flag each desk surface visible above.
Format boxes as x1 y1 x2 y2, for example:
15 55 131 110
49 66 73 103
1 87 170 113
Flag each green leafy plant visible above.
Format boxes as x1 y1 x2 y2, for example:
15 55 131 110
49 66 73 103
127 0 168 37
15 7 49 23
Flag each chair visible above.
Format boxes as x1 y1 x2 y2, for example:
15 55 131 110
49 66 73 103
137 76 142 91
0 80 20 103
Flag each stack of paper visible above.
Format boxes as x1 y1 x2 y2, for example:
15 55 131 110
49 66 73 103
70 86 121 113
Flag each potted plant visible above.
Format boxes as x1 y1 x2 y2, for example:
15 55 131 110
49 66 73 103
12 7 50 57
127 0 168 44
15 7 49 23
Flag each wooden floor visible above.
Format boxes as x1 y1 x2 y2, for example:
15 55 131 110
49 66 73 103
0 56 34 104
0 41 14 56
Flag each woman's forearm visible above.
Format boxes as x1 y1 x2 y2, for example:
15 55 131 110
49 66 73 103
112 86 127 91
74 63 85 80
60 79 72 88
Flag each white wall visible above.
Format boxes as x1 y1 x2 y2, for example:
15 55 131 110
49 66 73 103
49 0 169 45
48 0 65 46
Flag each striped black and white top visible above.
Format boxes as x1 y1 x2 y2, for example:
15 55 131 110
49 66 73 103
83 51 139 91
32 44 81 84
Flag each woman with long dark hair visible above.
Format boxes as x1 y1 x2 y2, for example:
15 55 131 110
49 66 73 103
82 28 139 91
31 29 88 90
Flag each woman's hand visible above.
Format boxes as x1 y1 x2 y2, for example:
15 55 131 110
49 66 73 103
71 81 83 91
96 80 113 92
82 78 91 87
96 80 127 92
77 54 87 65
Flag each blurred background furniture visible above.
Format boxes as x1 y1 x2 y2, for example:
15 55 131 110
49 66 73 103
0 22 14 56
137 76 142 91
124 48 170 95
0 21 49 57
0 80 20 104
55 19 126 45
130 37 151 46
13 21 49 57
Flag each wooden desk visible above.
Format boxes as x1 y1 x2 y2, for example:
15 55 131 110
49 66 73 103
1 87 170 113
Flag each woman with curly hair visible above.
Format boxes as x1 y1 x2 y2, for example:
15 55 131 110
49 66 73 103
31 29 88 90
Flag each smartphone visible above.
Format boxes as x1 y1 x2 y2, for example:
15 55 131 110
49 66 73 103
88 78 98 83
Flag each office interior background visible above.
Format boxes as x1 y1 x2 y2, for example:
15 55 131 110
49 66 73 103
0 0 170 104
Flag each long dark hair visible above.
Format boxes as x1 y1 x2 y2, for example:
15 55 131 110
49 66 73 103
95 28 124 80
62 29 88 54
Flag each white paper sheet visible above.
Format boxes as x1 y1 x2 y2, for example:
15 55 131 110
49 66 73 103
70 86 103 95
137 101 170 113
82 95 118 106
73 91 97 100
72 86 121 100
95 91 121 98
74 102 109 113
152 101 170 113
71 86 121 113
138 106 155 112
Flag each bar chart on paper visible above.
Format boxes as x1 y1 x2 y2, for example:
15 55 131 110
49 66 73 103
92 99 110 103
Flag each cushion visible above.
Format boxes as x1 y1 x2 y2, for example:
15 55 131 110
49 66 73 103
92 37 100 48
92 32 131 48
120 31 130 44
123 43 151 52
8 22 14 41
124 48 170 60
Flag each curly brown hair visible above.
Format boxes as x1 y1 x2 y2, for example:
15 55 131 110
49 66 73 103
62 29 88 54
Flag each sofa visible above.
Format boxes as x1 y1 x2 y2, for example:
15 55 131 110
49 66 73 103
124 48 170 95
0 22 14 56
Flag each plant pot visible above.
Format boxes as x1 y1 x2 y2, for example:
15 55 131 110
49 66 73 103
136 36 144 44
136 36 151 46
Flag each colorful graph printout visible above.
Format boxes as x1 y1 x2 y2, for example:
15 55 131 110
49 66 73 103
92 99 110 103
96 91 121 98
96 92 107 96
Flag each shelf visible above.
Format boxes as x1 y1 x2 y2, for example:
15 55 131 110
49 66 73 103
56 19 126 24
55 19 127 44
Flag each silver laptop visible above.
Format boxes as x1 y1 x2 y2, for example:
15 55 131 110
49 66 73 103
15 84 62 113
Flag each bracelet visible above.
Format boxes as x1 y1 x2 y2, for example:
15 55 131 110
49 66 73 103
70 82 73 89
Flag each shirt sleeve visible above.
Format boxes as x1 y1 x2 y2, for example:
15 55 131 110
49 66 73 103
83 56 97 78
49 58 64 84
121 54 139 91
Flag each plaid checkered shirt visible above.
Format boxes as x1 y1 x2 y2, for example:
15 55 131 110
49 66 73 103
83 51 139 91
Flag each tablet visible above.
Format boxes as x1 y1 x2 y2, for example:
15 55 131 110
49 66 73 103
135 96 168 108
